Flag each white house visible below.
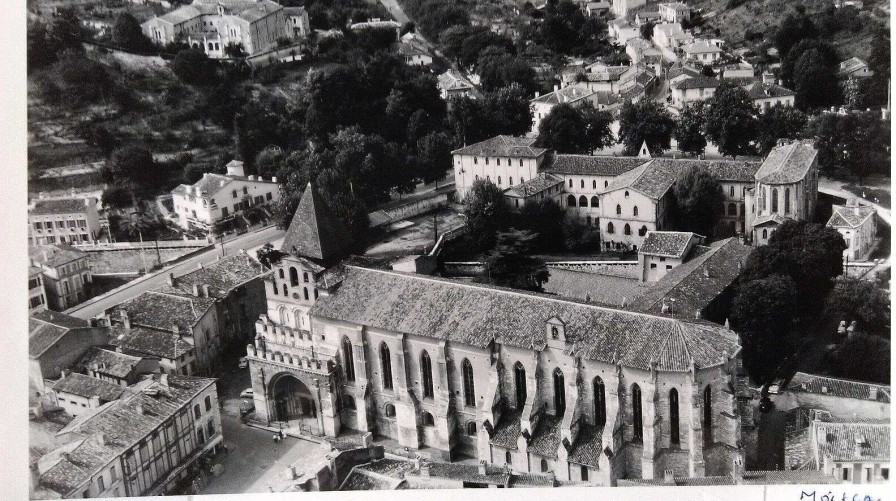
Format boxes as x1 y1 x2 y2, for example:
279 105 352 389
682 40 723 64
638 231 704 282
652 23 691 50
397 39 432 66
438 69 475 100
451 136 549 202
838 57 874 80
608 18 640 45
746 82 796 110
611 0 647 17
530 84 622 133
827 201 877 261
29 197 102 246
670 76 721 108
658 2 692 23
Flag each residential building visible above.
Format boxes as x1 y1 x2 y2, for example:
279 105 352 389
626 37 663 65
29 311 109 397
29 197 101 246
584 1 611 17
547 155 647 225
637 231 704 283
503 173 565 210
37 375 221 498
708 160 763 235
667 63 701 86
634 10 661 26
397 39 432 67
283 6 310 38
530 84 621 133
652 23 692 50
608 19 640 45
171 161 280 233
721 61 755 79
452 136 549 202
826 201 877 261
670 76 721 108
658 2 691 23
570 65 629 93
806 421 889 484
744 140 819 245
29 244 92 311
50 372 126 417
76 346 160 386
612 0 647 17
437 69 475 100
682 41 723 64
746 82 796 110
778 373 890 422
29 267 47 314
109 322 198 376
838 57 874 80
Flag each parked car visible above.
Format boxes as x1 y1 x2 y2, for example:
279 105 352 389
240 388 254 398
239 400 255 416
238 357 248 369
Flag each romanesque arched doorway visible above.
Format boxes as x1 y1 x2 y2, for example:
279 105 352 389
271 373 319 435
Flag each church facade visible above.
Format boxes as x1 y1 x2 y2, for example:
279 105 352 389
245 183 746 486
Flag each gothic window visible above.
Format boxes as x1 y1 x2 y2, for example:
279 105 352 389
422 412 434 426
624 191 630 197
591 196 599 207
289 267 299 286
421 351 434 398
553 368 565 416
541 459 549 472
772 188 779 212
730 186 735 197
633 206 639 216
762 229 768 239
784 188 791 213
579 195 588 207
728 203 737 216
462 359 475 407
604 181 609 188
384 403 396 417
670 388 680 445
593 377 606 426
616 204 622 215
638 225 648 236
342 337 355 382
569 179 573 188
624 223 631 235
466 421 477 435
567 195 577 207
607 222 615 234
204 395 211 411
581 180 585 189
632 384 643 441
593 180 597 189
514 362 527 409
380 343 393 390
278 269 284 279
703 385 713 445
303 288 309 300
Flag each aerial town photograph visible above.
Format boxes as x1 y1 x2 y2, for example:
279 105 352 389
18 0 892 497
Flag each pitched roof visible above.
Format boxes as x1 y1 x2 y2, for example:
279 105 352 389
683 41 723 54
280 183 353 263
787 373 890 403
755 140 817 184
541 268 643 307
504 173 564 198
531 84 595 105
546 155 646 176
52 373 125 402
76 347 143 379
566 423 604 466
437 69 474 91
171 172 277 198
838 56 869 76
109 323 194 360
752 213 790 227
310 267 740 371
826 204 876 229
29 244 88 268
108 291 216 333
528 414 562 458
813 421 890 462
452 135 548 158
600 160 680 199
489 409 522 450
154 253 268 299
746 82 796 100
639 231 699 258
30 198 94 216
155 5 202 24
29 312 92 358
629 237 752 319
672 76 722 90
668 65 701 80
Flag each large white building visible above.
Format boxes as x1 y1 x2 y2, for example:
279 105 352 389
29 197 102 246
452 136 549 202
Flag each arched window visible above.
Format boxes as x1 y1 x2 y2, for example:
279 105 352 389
624 223 631 235
728 203 737 216
607 222 615 234
278 269 284 279
624 191 630 197
466 421 477 435
730 186 735 197
509 177 513 185
380 343 393 390
342 337 355 382
514 362 527 409
784 188 790 213
616 204 622 215
638 225 648 236
593 377 606 426
569 179 573 188
772 188 779 212
567 195 577 207
581 180 585 189
593 180 597 189
762 228 768 239
204 395 212 411
422 411 434 426
506 450 513 465
703 386 713 445
590 196 599 207
579 195 588 207
633 206 639 216
553 368 565 416
282 284 287 296
421 351 434 398
384 402 396 418
303 288 309 300
462 359 475 407
342 395 356 410
303 271 309 283
194 404 201 419
669 388 680 445
197 428 205 444
604 181 609 188
551 326 559 339
540 459 549 472
632 384 643 441
289 267 299 286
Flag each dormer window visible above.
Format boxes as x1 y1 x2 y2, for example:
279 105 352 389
546 317 565 346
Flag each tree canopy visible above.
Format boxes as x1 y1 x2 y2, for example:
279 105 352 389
824 277 890 337
112 13 154 52
756 105 807 156
172 49 217 86
704 82 759 158
482 228 550 292
670 165 724 238
464 178 510 252
674 101 707 156
804 110 889 183
618 100 675 156
536 103 614 154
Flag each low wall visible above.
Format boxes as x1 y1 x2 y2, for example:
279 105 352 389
369 190 453 228
443 261 485 276
74 239 209 251
546 260 639 278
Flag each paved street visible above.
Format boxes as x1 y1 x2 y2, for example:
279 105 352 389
755 409 786 470
67 226 284 319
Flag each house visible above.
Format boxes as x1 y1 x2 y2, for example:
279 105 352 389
29 197 102 246
283 6 310 38
777 373 890 421
109 322 197 376
634 10 661 26
612 0 647 17
397 39 432 66
746 82 796 110
721 61 755 79
437 69 475 100
451 136 549 202
350 19 402 37
626 37 663 66
50 372 126 417
142 0 306 58
802 421 890 484
548 155 647 226
29 267 47 314
608 18 640 45
29 244 92 311
838 57 874 80
670 75 721 108
652 23 691 50
681 40 723 64
29 311 109 397
658 2 692 23
171 160 280 233
503 173 565 210
530 84 621 133
637 231 704 283
36 375 221 498
667 63 701 86
75 346 159 387
571 65 629 93
584 1 611 17
826 201 877 261
744 140 819 245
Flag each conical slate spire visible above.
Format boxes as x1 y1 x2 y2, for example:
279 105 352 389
280 183 352 264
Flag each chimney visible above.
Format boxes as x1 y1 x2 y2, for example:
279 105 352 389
198 262 204 269
89 395 101 407
869 387 878 400
663 469 675 484
121 310 131 330
160 373 169 387
167 272 175 286
60 369 70 379
478 460 487 475
135 403 144 415
272 176 278 183
95 431 107 446
420 464 430 477
192 284 200 297
731 457 744 484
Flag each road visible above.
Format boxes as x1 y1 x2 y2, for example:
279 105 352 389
67 226 284 319
818 176 891 225
378 0 410 24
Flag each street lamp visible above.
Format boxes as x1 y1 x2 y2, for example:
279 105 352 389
131 211 148 273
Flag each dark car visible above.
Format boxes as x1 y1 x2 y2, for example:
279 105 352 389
239 400 255 416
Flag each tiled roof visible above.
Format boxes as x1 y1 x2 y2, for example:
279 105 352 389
592 91 624 106
746 83 796 100
752 213 790 227
528 414 562 458
311 267 740 371
672 76 722 90
754 140 817 184
355 458 416 477
341 470 403 490
29 244 88 268
621 470 837 486
76 347 142 379
545 155 646 176
350 20 401 30
531 84 595 105
43 375 216 496
155 5 202 24
411 462 509 484
504 173 563 198
108 291 216 333
437 69 474 91
639 231 699 258
452 135 547 158
826 204 876 229
813 421 890 462
566 423 604 466
541 268 643 307
508 473 556 487
629 237 752 319
579 69 627 82
787 373 891 403
281 183 353 263
154 253 268 299
489 409 522 450
838 57 869 76
29 312 91 358
397 40 428 57
52 373 125 402
109 323 194 360
30 198 93 216
668 65 701 80
683 41 723 54
171 172 277 198
600 160 681 199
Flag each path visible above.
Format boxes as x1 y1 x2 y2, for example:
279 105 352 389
378 0 410 25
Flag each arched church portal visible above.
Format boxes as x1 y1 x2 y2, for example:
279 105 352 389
271 373 320 435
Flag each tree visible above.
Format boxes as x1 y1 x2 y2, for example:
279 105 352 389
756 105 807 155
639 22 655 40
112 13 154 52
774 13 817 61
464 179 510 252
781 39 838 91
224 42 246 58
117 208 160 242
171 49 216 86
478 53 538 96
233 92 299 168
482 85 534 138
805 111 890 182
415 132 452 184
674 101 707 156
671 165 724 238
792 47 841 110
562 218 602 252
102 146 157 204
517 199 566 252
34 52 113 108
823 333 890 385
765 220 847 309
704 82 759 158
537 103 614 154
618 100 675 155
730 274 801 384
482 229 550 291
824 277 890 337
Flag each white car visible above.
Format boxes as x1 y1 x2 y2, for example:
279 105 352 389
238 357 248 369
240 388 254 399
